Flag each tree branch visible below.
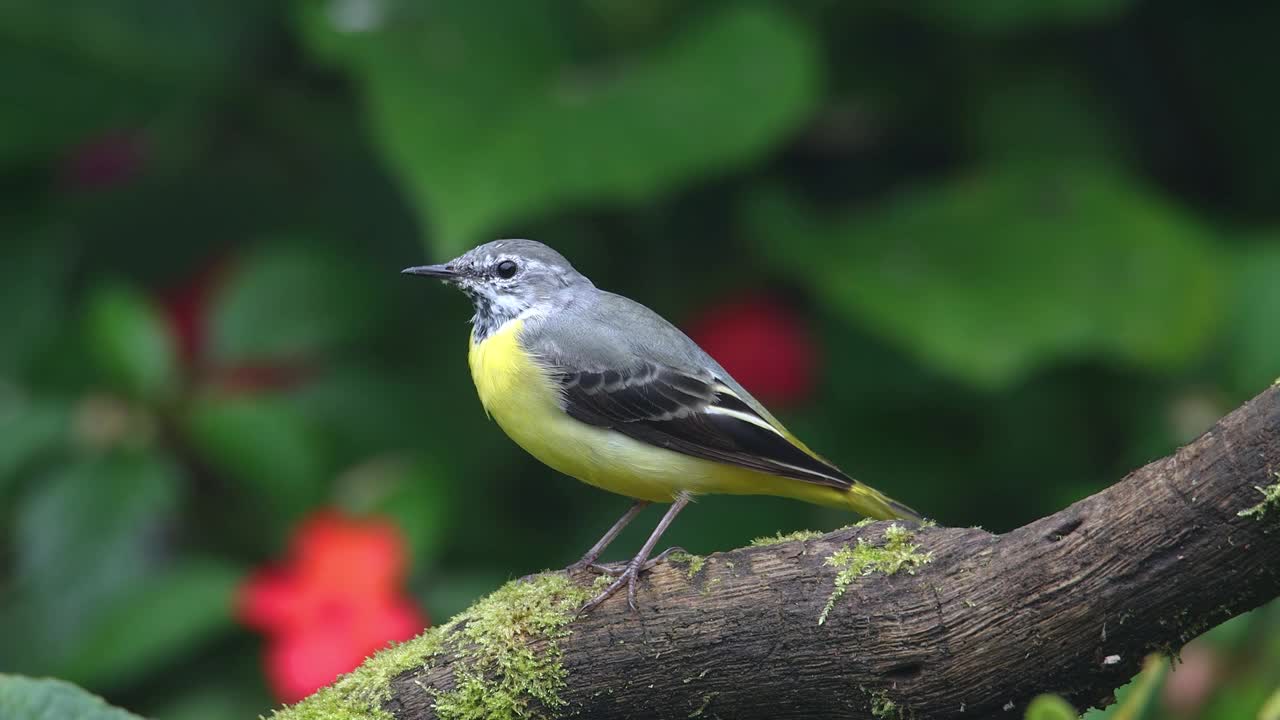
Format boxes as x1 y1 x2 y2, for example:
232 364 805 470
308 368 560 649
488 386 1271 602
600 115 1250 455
384 385 1280 719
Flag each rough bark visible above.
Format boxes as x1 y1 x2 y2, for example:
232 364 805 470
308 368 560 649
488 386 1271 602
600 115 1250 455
389 385 1280 719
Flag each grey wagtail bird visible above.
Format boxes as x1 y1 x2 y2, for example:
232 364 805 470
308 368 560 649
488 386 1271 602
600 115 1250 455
404 239 921 613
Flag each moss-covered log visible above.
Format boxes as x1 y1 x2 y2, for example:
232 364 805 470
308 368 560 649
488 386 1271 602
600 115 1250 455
275 384 1280 720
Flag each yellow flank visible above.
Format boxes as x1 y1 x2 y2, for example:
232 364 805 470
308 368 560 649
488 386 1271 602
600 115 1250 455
468 316 900 518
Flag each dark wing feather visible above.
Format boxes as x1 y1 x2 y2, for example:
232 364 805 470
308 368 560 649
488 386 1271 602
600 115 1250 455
554 363 852 490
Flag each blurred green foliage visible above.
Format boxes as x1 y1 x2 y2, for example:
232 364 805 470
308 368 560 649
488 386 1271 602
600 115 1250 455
1027 693 1081 720
1 0 1278 718
297 2 821 253
0 675 143 720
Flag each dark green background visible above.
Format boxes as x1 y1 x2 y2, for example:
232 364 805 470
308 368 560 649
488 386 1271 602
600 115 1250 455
2 0 1278 717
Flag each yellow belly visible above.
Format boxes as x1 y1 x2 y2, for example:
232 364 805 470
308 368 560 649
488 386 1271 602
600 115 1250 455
467 317 857 508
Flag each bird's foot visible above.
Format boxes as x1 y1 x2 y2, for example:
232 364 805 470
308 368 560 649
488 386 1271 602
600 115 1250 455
569 546 686 577
564 558 601 577
577 561 637 615
584 561 628 577
575 546 685 615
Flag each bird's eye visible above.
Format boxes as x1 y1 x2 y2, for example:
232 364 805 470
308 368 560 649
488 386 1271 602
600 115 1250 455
495 260 518 279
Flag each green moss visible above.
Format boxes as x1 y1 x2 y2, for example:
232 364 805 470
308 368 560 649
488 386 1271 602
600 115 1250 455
688 692 720 718
749 529 825 547
838 516 934 533
1238 474 1280 520
665 550 719 594
270 573 603 720
433 574 608 719
670 550 706 578
870 690 898 719
843 517 878 530
818 524 932 625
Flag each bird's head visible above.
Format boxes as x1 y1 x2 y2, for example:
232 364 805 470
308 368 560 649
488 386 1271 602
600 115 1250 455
403 239 591 336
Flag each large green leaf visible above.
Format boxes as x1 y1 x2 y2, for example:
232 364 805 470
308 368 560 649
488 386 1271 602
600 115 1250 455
0 675 143 720
1 453 181 675
84 282 179 402
183 393 329 516
207 246 392 364
0 3 266 165
1225 238 1280 395
13 453 180 603
749 166 1223 387
295 2 820 255
63 560 241 689
0 392 67 499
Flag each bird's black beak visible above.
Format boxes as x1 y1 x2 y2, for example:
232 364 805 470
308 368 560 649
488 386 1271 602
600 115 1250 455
401 263 458 280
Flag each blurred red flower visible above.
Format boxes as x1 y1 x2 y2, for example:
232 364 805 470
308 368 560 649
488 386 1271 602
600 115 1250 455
238 511 428 703
161 257 234 367
686 293 818 407
159 257 310 393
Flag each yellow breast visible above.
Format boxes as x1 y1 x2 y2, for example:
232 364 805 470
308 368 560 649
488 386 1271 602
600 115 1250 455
467 317 686 502
466 316 858 509
468 317 550 417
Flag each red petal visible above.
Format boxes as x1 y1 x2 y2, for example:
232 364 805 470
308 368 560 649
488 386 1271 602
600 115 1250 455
236 568 302 632
240 508 426 680
264 628 365 703
262 598 428 703
294 511 407 591
159 255 236 367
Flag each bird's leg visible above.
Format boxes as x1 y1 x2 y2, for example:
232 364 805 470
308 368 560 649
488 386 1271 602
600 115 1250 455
579 493 690 615
586 546 687 576
566 500 648 574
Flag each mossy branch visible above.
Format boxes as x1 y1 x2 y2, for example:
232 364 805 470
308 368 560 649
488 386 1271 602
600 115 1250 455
276 385 1280 720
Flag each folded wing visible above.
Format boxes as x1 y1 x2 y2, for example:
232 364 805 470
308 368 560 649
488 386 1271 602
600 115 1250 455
552 362 853 490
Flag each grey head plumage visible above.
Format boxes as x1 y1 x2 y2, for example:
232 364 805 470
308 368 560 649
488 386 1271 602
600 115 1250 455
402 239 594 339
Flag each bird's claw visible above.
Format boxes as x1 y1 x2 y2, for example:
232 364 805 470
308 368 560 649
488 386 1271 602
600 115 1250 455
578 564 634 616
646 546 687 567
564 559 598 576
568 546 687 578
574 545 686 615
566 559 627 578
626 570 639 611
